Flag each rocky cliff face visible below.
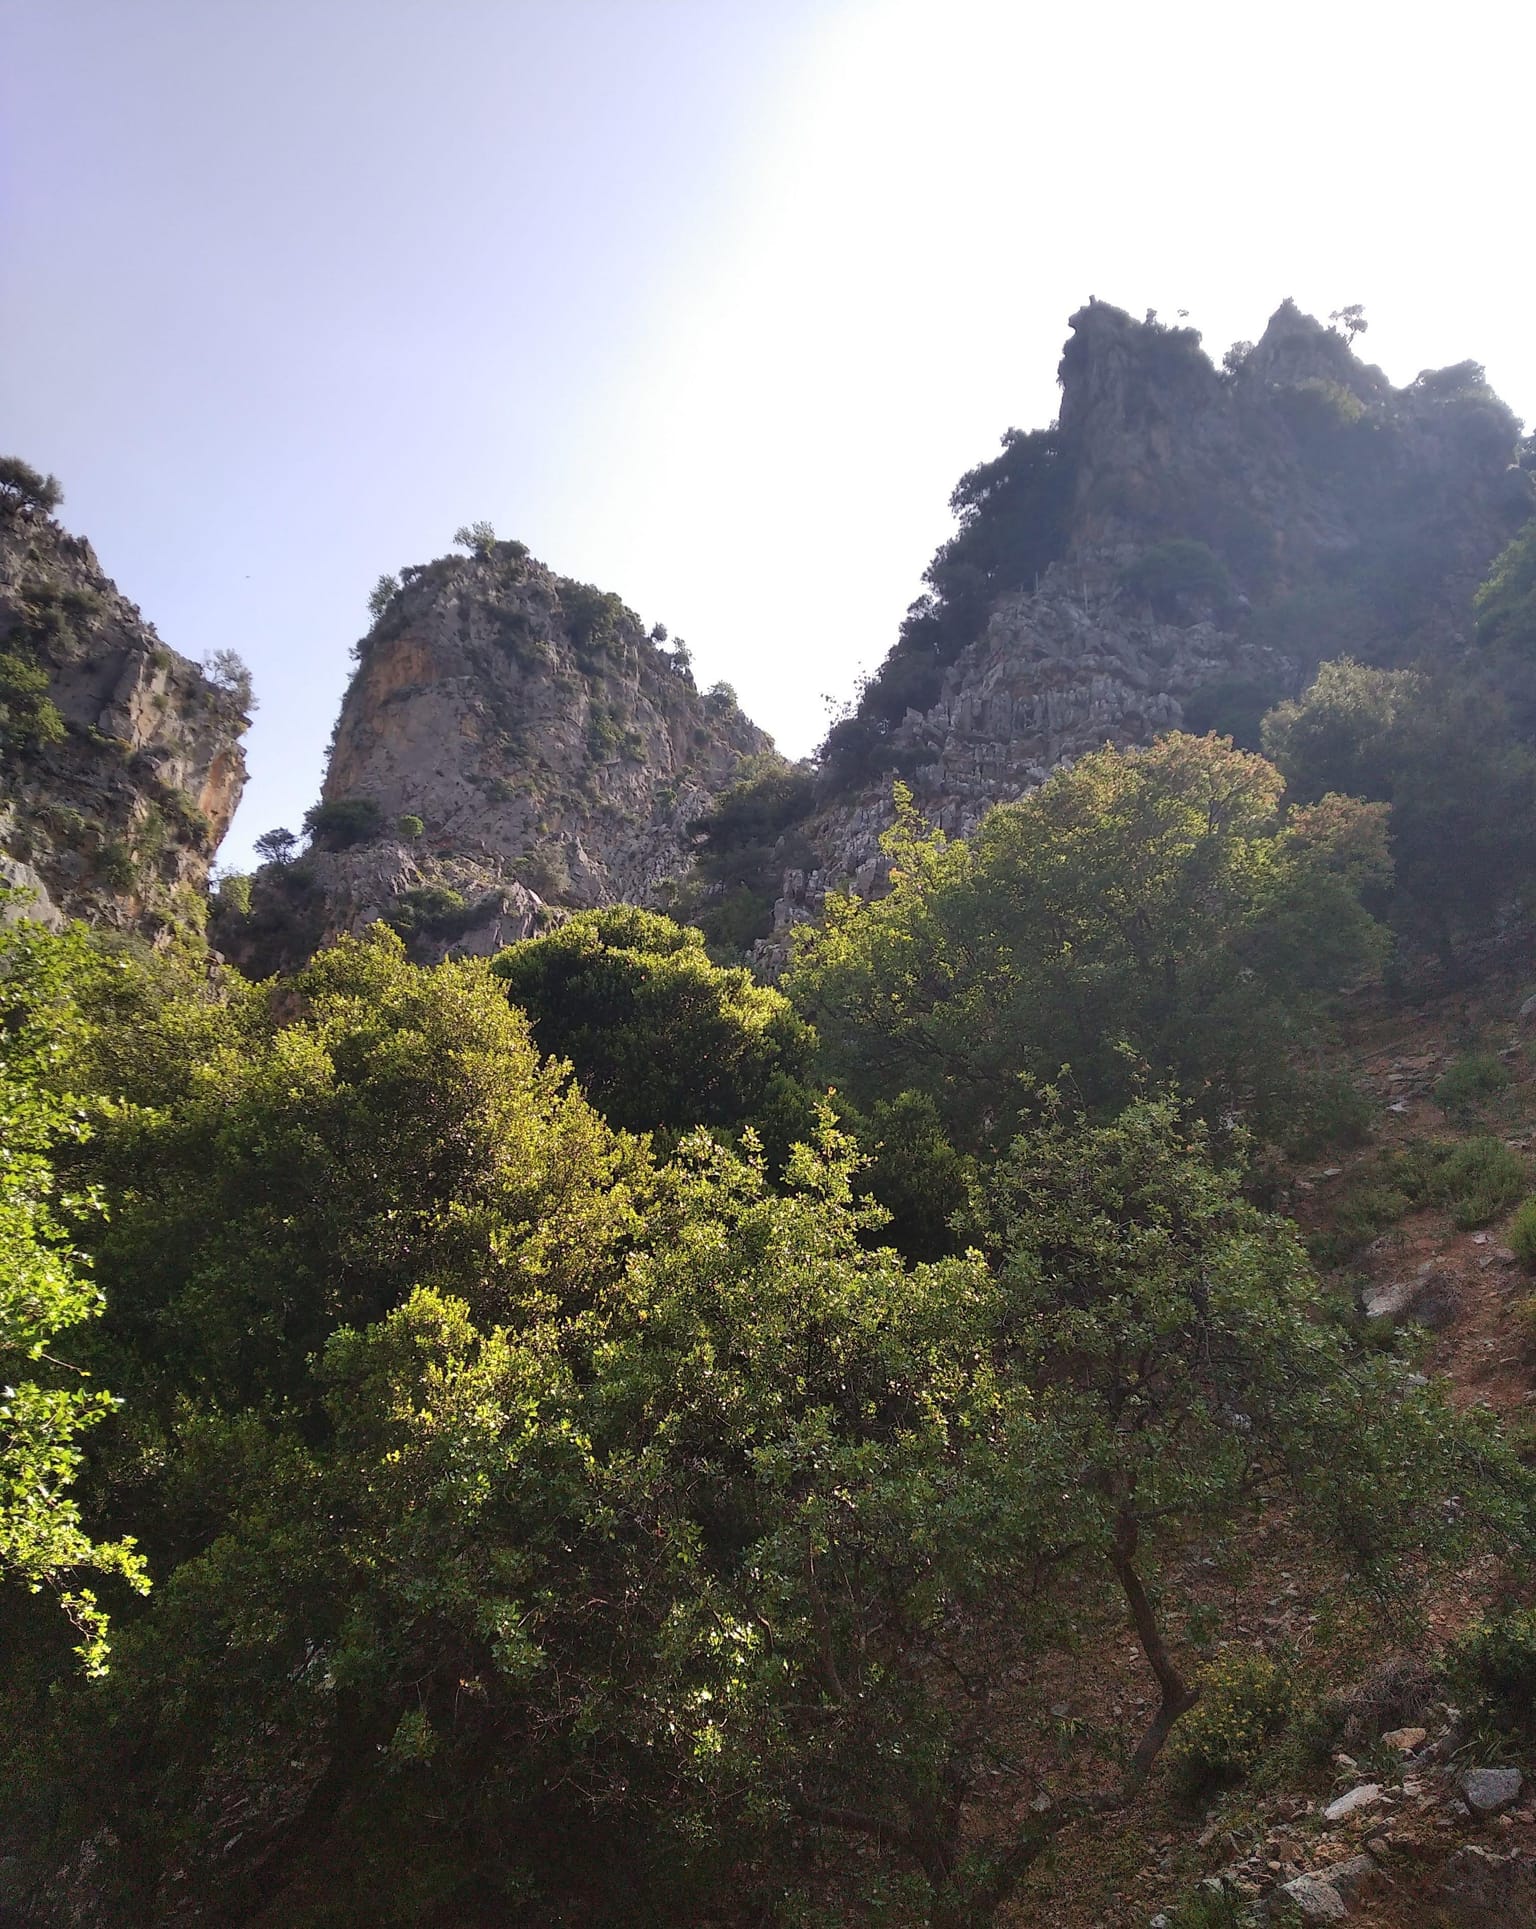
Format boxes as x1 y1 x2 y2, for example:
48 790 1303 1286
0 492 248 934
761 299 1533 951
225 542 769 970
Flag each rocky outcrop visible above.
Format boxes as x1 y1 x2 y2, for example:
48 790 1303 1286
0 494 248 933
224 542 769 970
769 573 1292 934
760 299 1533 955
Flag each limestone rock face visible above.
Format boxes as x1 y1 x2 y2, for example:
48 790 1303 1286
226 544 769 971
0 500 248 934
760 298 1532 957
769 575 1293 942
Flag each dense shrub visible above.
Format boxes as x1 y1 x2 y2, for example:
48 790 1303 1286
680 755 816 954
1435 1054 1511 1117
0 651 66 753
385 884 476 939
302 795 386 851
1507 1197 1536 1270
1426 1137 1527 1229
1264 659 1536 971
1119 538 1233 616
1166 1652 1295 1794
212 872 252 919
1448 1609 1536 1744
492 906 820 1163
789 737 1389 1155
1181 672 1289 752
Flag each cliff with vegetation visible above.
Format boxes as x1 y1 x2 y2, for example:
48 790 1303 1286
0 461 248 935
10 318 1536 1929
725 300 1534 954
222 536 768 970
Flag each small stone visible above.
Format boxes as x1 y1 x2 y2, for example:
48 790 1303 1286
1278 1873 1347 1921
1323 1783 1383 1824
1381 1725 1427 1753
1461 1766 1523 1815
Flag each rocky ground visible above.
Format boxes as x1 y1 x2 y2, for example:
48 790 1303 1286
992 961 1536 1928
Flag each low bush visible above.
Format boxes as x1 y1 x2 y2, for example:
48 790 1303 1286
1281 1069 1375 1157
386 885 476 939
1119 538 1233 617
1447 1609 1536 1744
1435 1054 1511 1117
1167 1651 1295 1795
1426 1136 1526 1229
1508 1197 1536 1270
303 796 385 851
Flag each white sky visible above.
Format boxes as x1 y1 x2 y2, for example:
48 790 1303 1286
3 0 1533 867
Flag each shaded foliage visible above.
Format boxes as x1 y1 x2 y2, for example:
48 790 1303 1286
492 907 819 1164
821 429 1075 788
788 736 1388 1158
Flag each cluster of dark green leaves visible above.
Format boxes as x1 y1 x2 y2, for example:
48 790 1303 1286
1 913 1524 1926
492 905 820 1165
0 913 147 1673
1262 657 1536 973
788 733 1389 1165
821 428 1074 788
675 754 816 954
301 795 386 851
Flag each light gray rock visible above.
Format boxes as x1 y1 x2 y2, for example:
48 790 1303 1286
0 516 247 936
1322 1783 1383 1824
1325 1853 1378 1900
1362 1272 1458 1330
1277 1873 1347 1921
1461 1765 1522 1815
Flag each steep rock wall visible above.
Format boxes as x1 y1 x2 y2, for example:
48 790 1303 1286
0 498 247 933
762 299 1533 952
227 543 770 970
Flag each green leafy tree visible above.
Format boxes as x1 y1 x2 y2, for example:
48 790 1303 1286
1263 658 1536 971
5 937 1528 1925
0 649 66 753
677 755 816 955
788 736 1389 1155
1476 518 1536 705
252 825 298 867
452 520 497 555
367 572 400 621
302 795 385 851
201 647 255 712
492 906 819 1162
1119 537 1233 617
0 913 147 1672
0 454 63 517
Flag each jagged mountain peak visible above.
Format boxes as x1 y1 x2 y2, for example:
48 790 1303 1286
222 537 771 971
0 482 248 935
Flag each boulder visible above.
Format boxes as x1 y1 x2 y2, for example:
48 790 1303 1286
1362 1272 1458 1329
1461 1765 1523 1815
1276 1873 1347 1921
1323 1784 1383 1824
